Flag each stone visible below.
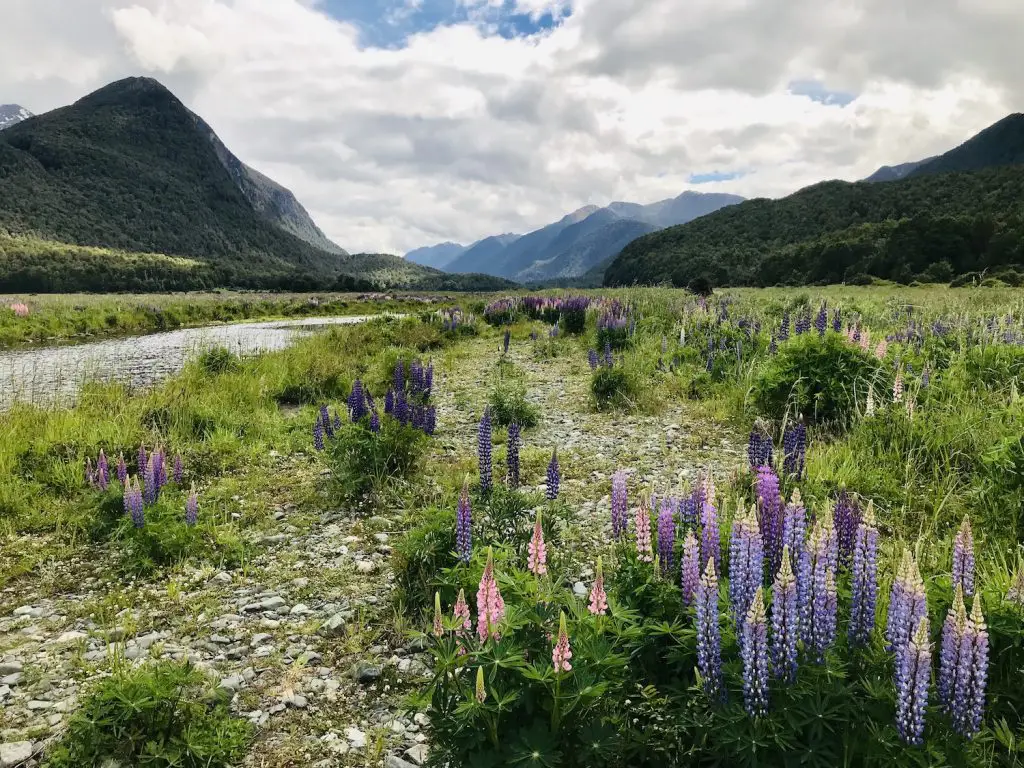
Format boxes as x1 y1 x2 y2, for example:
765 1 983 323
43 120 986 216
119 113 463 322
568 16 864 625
355 560 377 574
345 727 367 748
321 613 347 637
27 700 53 710
0 741 33 767
260 596 287 612
353 662 382 684
212 572 232 584
263 534 288 545
219 676 244 692
292 577 310 588
404 744 429 765
54 630 88 643
385 757 417 768
250 633 273 647
283 693 308 709
0 686 10 700
289 603 310 615
0 662 22 676
1 674 23 686
572 581 587 598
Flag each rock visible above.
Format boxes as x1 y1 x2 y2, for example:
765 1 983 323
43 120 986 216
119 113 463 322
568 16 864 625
212 572 232 584
385 757 418 768
353 662 382 684
27 700 53 710
0 662 22 676
321 613 346 637
345 727 367 748
404 744 429 765
355 560 377 574
250 633 273 647
283 693 308 709
136 632 165 649
292 577 310 588
572 581 587 598
263 534 288 545
1 674 23 686
54 630 88 643
260 596 287 612
289 604 310 615
0 741 33 767
219 676 244 692
0 686 10 700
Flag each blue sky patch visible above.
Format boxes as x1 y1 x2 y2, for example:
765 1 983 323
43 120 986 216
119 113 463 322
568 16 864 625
321 0 570 48
787 79 857 107
688 171 745 184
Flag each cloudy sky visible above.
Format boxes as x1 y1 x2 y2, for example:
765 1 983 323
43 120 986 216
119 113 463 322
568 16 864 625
2 0 1022 255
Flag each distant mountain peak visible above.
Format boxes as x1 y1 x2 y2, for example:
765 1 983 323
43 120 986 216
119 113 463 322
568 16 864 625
0 104 33 131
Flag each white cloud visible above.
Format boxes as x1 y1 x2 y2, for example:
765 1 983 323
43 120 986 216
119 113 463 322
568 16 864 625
1 0 1022 254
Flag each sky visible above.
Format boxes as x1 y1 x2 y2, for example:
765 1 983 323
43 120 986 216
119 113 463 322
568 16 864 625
1 0 1022 255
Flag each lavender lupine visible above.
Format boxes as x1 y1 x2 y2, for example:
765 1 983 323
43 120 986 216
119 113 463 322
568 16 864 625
172 453 184 484
456 482 472 564
143 456 157 505
96 450 109 490
782 421 807 479
779 311 790 342
528 511 548 576
319 406 334 438
939 585 967 715
588 349 599 370
347 379 367 421
886 550 912 650
635 500 653 563
506 423 521 487
370 411 381 433
952 516 975 597
154 446 167 491
781 489 807 565
695 560 723 699
741 588 770 717
729 504 764 627
804 520 838 661
478 407 493 492
755 465 783 576
611 470 628 540
848 502 879 647
771 549 799 682
589 557 609 615
681 531 700 607
657 497 676 575
125 477 144 528
888 553 928 655
954 595 989 738
832 308 842 332
833 490 861 569
476 547 505 642
185 485 199 526
545 448 560 501
313 419 325 451
699 486 721 573
895 617 932 745
747 420 773 469
116 454 128 485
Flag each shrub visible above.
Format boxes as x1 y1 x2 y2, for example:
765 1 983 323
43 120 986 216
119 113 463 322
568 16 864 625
591 367 637 410
326 418 428 504
753 333 886 426
46 661 251 768
488 380 540 429
196 346 240 375
393 506 457 616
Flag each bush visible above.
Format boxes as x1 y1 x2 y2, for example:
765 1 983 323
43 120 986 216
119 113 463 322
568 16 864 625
393 506 457 616
488 380 540 429
753 333 886 426
326 418 429 504
196 346 240 375
46 661 251 768
591 367 637 410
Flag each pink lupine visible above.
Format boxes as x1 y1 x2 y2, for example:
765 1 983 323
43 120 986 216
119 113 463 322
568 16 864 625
589 557 609 615
475 666 487 703
893 370 904 403
528 511 548 576
635 500 653 562
552 611 573 672
875 338 888 359
476 547 505 642
453 588 472 632
433 592 444 637
859 329 871 352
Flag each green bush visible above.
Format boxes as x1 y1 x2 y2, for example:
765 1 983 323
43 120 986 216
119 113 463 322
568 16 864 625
196 346 241 375
393 506 457 616
46 661 251 768
591 367 637 410
753 333 886 426
326 418 428 504
488 380 540 429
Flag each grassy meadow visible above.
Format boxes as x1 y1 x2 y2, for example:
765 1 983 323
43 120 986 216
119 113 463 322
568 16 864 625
1 285 1022 767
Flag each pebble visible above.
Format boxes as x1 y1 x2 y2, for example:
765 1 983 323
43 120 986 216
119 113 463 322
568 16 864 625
353 662 382 684
283 693 308 709
0 742 33 767
321 613 347 636
345 727 367 748
355 560 377 574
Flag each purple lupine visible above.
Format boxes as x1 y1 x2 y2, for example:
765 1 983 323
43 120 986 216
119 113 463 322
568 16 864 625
347 379 367 422
611 470 628 540
833 490 861 569
886 550 912 651
741 588 770 717
779 311 790 342
172 453 184 484
410 360 424 396
771 549 799 683
755 465 783 577
394 359 405 394
424 406 436 436
938 585 967 716
699 487 721 573
85 458 96 489
185 485 199 526
138 444 147 475
384 388 395 415
425 362 433 395
154 446 167 492
747 423 773 469
681 530 700 607
333 410 342 431
895 617 932 745
478 408 492 492
679 494 698 531
805 520 838 662
603 341 613 368
815 303 828 337
319 405 334 438
832 308 842 333
781 488 807 567
769 335 778 355
888 553 928 655
143 455 157 505
411 404 424 431
657 497 676 575
782 421 807 479
116 454 128 485
503 329 510 355
395 388 409 425
96 450 109 490
313 418 325 451
729 504 764 628
952 516 975 598
695 559 723 700
546 449 560 501
954 595 989 738
849 502 879 647
127 477 145 528
456 482 472 563
587 349 599 370
506 422 521 487
369 409 381 434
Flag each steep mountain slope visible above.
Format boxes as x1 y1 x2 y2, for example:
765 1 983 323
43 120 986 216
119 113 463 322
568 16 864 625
863 158 934 183
517 217 658 282
485 206 600 278
637 191 746 228
908 113 1024 178
0 105 33 131
405 241 467 268
444 233 521 273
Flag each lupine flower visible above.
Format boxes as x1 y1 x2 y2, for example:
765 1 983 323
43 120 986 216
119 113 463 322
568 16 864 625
475 666 487 703
953 594 988 738
384 388 395 415
154 447 167 491
893 370 904 403
476 547 505 642
779 311 790 342
888 552 928 654
313 419 325 451
394 359 405 394
1008 566 1024 607
552 611 573 672
875 339 888 359
681 531 700 607
886 549 912 650
425 362 434 395
546 448 560 500
741 588 770 717
611 470 628 540
805 520 838 661
695 560 723 699
939 585 967 714
347 379 367 421
782 421 807 479
729 504 764 628
771 549 799 682
143 456 157 505
433 592 444 637
699 488 721 573
657 497 676 574
895 617 932 745
116 454 128 485
453 588 471 633
866 385 876 416
755 466 783 576
127 477 145 528
589 557 609 615
679 493 698 531
84 457 96 488
921 365 931 389
781 488 807 566
138 444 147 475
478 407 493 492
952 516 975 597
502 329 511 354
815 303 828 337
528 511 548 576
832 308 842 332
747 420 773 469
456 481 472 564
97 450 109 490
172 453 184 484
859 328 871 352
185 484 199 526
395 389 409 425
849 502 879 647
370 411 381 433
506 422 521 487
588 349 599 370
319 405 334 438
635 499 653 562
833 491 861 569
333 410 342 431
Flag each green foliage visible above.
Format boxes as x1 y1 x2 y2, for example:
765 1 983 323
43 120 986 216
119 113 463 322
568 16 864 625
963 345 1024 389
46 661 251 768
753 333 885 425
326 417 429 505
560 307 587 334
393 506 458 617
196 346 241 376
488 379 540 429
591 367 637 410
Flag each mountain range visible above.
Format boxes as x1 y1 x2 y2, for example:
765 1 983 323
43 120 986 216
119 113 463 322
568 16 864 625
603 113 1024 288
0 78 509 292
406 191 745 282
0 104 33 131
